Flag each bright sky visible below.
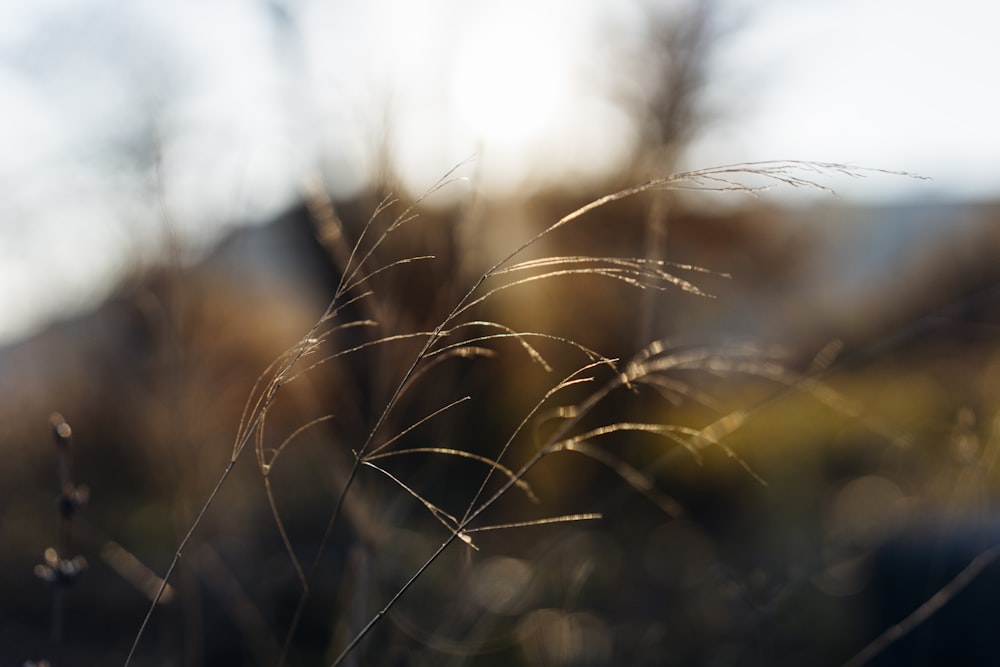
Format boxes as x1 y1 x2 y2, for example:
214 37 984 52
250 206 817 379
1 0 998 344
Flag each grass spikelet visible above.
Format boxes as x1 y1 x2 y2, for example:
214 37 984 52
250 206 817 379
122 161 924 666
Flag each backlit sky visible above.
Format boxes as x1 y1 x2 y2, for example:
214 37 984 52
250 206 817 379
2 0 999 344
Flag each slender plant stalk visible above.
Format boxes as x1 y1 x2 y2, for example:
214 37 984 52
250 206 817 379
841 544 1000 667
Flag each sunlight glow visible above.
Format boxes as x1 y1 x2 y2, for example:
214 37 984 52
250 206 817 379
451 13 566 147
424 0 639 196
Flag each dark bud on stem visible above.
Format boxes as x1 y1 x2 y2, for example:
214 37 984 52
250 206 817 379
59 483 89 519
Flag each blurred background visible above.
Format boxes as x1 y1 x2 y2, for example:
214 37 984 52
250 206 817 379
3 0 1000 665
